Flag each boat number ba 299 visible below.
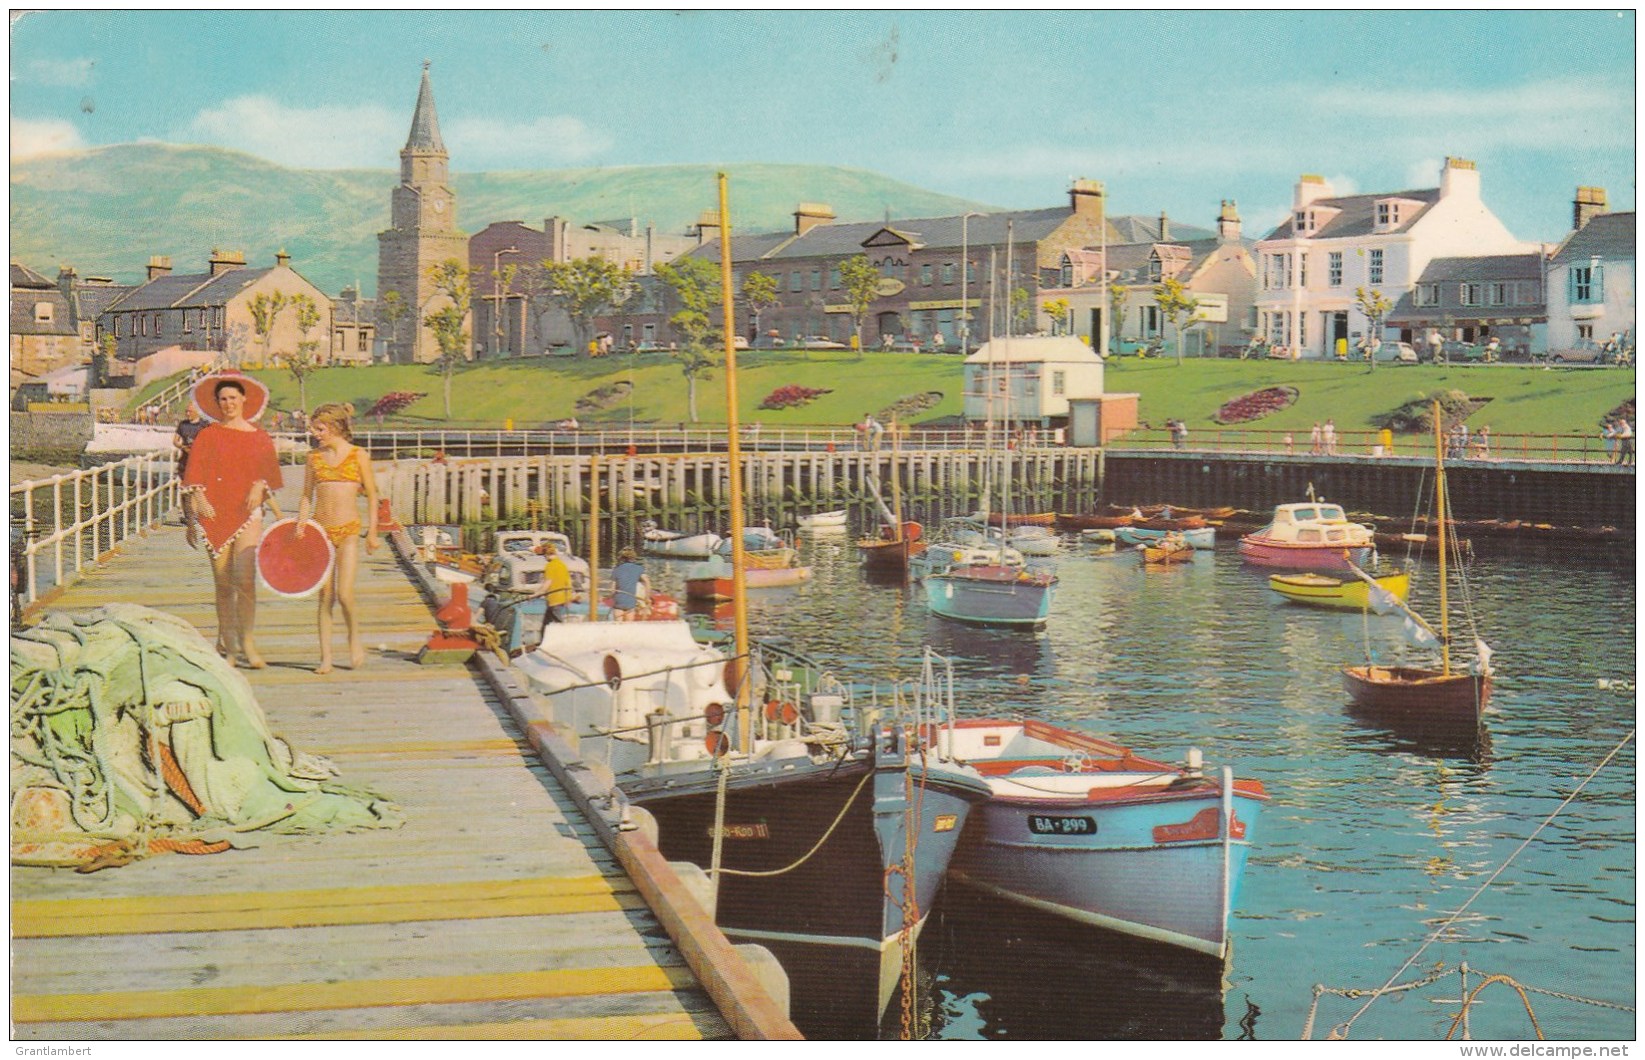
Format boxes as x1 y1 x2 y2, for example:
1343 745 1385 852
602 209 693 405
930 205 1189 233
1028 815 1097 836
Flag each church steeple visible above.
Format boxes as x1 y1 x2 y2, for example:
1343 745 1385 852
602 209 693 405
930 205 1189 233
405 60 446 153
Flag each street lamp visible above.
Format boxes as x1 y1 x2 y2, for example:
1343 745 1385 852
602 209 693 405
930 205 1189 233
960 211 984 353
491 246 519 359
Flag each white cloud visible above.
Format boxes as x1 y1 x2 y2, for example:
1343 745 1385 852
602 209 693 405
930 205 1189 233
19 56 95 87
447 115 614 169
11 117 85 160
1306 78 1635 152
1405 158 1445 188
184 96 402 169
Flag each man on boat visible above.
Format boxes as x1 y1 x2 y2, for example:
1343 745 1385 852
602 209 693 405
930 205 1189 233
534 542 574 627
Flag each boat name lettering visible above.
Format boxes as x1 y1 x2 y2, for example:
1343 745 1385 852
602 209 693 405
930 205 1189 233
1028 815 1096 836
933 814 958 833
706 823 770 840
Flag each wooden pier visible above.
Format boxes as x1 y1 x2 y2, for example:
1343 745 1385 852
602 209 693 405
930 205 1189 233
11 483 796 1040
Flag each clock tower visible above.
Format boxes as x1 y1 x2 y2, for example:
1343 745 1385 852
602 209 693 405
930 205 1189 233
377 62 469 363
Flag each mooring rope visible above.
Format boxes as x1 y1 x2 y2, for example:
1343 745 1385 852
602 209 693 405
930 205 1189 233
1327 728 1636 1039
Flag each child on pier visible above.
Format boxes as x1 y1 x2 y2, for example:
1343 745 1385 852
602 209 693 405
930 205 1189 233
296 403 380 673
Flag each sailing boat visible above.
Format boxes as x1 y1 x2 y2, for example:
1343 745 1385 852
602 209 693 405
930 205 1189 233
1341 400 1493 723
924 226 1058 627
855 416 926 573
519 176 990 1037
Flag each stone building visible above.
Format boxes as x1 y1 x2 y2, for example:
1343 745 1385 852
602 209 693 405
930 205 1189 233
330 285 378 365
1385 253 1547 356
10 262 82 388
97 250 333 370
1544 188 1634 353
377 62 469 364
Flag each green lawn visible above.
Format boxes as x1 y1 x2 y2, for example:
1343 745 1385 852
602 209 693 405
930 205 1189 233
135 352 1634 438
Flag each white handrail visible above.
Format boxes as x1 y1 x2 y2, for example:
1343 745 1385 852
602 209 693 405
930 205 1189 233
11 452 179 609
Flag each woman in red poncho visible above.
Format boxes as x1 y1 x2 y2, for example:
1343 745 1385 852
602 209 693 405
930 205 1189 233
182 374 282 668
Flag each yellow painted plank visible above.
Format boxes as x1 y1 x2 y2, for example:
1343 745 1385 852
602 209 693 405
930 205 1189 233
305 739 526 757
287 1013 711 1040
14 874 637 937
14 964 696 1023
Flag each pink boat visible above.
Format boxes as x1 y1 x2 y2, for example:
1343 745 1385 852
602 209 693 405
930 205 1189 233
1238 501 1375 571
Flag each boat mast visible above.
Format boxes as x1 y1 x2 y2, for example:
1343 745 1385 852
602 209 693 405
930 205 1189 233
889 413 903 543
717 173 752 750
1001 221 1014 544
588 453 601 619
1432 400 1451 677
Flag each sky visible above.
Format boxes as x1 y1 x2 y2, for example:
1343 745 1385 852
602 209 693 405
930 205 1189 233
8 9 1637 243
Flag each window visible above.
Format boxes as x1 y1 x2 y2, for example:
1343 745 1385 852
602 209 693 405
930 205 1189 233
1148 257 1162 283
112 317 122 337
811 269 822 290
1059 261 1073 287
1460 283 1481 307
1143 305 1160 336
1298 312 1307 348
1369 249 1383 285
1294 210 1309 233
139 315 147 336
1328 252 1342 288
359 331 369 353
789 271 802 293
1415 284 1440 307
1052 370 1066 396
1376 202 1400 227
829 266 841 290
182 309 193 333
942 263 956 285
1571 264 1603 303
920 264 933 286
1487 282 1507 306
1299 254 1308 288
965 261 976 283
33 302 53 324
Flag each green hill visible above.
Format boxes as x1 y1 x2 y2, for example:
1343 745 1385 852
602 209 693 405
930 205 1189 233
10 143 994 294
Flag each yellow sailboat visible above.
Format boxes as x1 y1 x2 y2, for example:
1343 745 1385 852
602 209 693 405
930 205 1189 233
1269 570 1411 610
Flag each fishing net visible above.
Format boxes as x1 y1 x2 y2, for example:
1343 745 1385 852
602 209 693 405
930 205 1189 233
10 604 401 868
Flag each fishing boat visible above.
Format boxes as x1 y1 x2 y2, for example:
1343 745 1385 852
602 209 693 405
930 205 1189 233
524 177 989 1036
919 658 1267 961
797 509 848 530
1342 401 1494 723
909 523 1026 580
855 418 926 574
1237 497 1376 571
1133 513 1207 532
715 525 786 555
1140 536 1194 566
683 553 813 600
641 523 723 559
1115 525 1217 550
1269 570 1411 610
1056 512 1137 532
983 510 1057 528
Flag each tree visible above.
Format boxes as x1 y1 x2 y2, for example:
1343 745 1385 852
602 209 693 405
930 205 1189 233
1107 280 1129 355
1153 277 1201 365
742 271 780 345
1354 286 1394 373
287 293 324 411
1009 287 1032 334
655 257 722 422
422 259 472 419
838 255 881 357
92 333 114 388
248 291 288 368
488 262 519 359
378 290 407 364
540 257 636 356
1043 298 1071 337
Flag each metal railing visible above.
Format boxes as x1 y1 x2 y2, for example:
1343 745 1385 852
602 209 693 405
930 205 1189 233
10 452 180 610
345 424 1627 466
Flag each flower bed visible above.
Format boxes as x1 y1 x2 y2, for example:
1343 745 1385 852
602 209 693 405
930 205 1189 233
367 391 426 418
1213 386 1298 424
759 384 832 410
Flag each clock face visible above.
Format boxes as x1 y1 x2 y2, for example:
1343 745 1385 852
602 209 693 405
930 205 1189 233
431 196 447 213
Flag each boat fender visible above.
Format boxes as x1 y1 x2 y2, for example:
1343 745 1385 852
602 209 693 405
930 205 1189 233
953 550 964 562
763 699 799 725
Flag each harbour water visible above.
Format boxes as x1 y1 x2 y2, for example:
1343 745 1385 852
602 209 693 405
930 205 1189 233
640 513 1635 1041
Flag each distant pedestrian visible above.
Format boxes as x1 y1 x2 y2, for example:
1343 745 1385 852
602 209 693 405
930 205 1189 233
1615 419 1634 465
1310 422 1323 455
1283 432 1294 454
1322 419 1337 456
1473 425 1492 460
1602 419 1617 462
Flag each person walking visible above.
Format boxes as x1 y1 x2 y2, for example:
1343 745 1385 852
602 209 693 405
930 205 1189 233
1309 422 1323 455
1602 419 1617 463
294 403 381 674
172 402 208 549
1322 419 1337 456
1615 418 1634 466
535 542 574 632
181 373 282 669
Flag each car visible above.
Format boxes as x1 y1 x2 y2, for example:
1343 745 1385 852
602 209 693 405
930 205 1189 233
1545 346 1610 365
1375 341 1420 364
804 336 847 349
732 335 749 350
633 341 666 354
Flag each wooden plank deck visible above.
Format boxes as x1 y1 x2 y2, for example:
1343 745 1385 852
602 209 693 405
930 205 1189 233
11 485 734 1041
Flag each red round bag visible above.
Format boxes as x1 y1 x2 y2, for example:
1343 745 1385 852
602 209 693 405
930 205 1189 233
256 518 336 598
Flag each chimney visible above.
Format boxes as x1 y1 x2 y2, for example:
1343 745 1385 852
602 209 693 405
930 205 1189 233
1294 174 1332 210
544 217 569 263
275 249 291 269
57 265 77 295
695 210 721 246
208 248 246 276
793 202 836 236
1574 186 1608 230
1439 156 1480 200
645 223 655 273
146 256 172 281
1069 178 1105 221
1158 211 1171 242
1217 200 1242 242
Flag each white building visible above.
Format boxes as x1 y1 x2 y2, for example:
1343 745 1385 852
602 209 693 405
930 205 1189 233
1253 158 1534 358
1545 190 1634 352
963 335 1104 429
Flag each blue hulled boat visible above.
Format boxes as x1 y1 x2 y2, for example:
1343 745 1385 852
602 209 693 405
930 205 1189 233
924 563 1057 626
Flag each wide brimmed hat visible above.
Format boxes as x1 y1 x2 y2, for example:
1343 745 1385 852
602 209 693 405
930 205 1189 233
194 371 269 422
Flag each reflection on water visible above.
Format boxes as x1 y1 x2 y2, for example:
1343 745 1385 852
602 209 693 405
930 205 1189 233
641 514 1635 1041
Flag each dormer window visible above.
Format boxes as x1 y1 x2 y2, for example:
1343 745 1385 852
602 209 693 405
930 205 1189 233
1375 201 1403 228
1148 257 1162 282
1294 210 1316 234
1060 257 1074 287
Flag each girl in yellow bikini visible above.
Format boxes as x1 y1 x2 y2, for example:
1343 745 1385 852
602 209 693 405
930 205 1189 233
296 403 380 673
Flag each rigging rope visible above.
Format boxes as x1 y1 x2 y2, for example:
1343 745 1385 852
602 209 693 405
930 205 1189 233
1329 728 1636 1039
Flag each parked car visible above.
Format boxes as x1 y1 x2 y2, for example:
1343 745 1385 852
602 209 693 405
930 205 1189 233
804 336 847 349
1375 341 1420 364
732 335 749 350
1545 345 1610 364
633 341 666 354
